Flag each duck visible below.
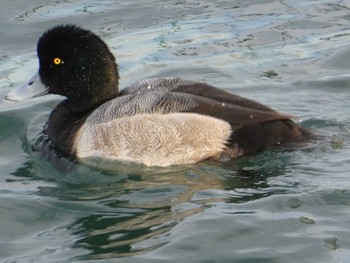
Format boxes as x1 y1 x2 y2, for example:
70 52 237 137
6 24 312 167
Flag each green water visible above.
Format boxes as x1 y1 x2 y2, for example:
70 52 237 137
1 0 350 262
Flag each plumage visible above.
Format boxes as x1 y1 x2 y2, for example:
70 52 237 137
5 25 313 168
76 113 231 167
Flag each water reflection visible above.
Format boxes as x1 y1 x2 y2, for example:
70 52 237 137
10 148 295 260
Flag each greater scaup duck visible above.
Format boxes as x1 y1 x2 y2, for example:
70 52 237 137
6 24 311 167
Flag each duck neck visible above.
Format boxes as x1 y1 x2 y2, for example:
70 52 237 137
44 96 114 156
65 94 116 113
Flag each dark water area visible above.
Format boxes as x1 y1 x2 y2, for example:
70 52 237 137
1 1 350 262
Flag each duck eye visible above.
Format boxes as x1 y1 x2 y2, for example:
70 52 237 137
53 57 63 65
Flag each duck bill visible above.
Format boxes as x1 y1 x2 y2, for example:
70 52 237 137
6 71 49 101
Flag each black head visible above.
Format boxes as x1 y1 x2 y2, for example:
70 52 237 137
37 24 119 109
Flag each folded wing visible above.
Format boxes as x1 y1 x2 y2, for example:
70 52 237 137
89 77 293 131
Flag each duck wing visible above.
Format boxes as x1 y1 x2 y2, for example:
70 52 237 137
120 77 276 113
186 93 292 129
87 78 292 130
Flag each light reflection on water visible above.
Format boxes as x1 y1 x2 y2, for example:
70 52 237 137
1 0 350 262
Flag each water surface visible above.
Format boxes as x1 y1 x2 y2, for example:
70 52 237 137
1 0 350 262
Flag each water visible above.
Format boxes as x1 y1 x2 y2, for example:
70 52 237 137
1 0 350 262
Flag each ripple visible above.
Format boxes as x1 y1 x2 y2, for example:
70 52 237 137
1 0 350 262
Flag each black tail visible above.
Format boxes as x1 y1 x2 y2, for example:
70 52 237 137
227 120 313 156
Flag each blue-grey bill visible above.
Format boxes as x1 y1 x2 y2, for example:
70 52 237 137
5 71 49 101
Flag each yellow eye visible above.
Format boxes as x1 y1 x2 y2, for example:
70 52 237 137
53 57 62 65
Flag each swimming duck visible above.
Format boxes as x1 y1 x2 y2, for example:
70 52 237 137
6 24 311 167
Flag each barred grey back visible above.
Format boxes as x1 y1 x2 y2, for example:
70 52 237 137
119 77 197 95
86 90 198 124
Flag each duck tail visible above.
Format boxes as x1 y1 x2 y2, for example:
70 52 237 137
226 119 314 157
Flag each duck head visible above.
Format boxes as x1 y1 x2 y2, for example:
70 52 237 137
7 24 119 110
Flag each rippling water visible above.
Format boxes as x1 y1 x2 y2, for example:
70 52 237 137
1 1 350 262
